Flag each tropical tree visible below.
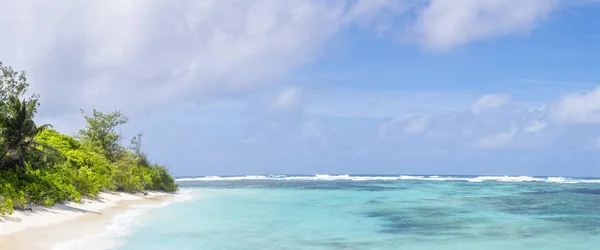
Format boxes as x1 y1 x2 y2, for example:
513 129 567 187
0 61 31 103
129 132 150 167
0 96 52 171
78 109 128 162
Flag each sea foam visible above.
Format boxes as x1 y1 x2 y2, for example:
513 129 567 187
52 191 193 250
52 207 148 250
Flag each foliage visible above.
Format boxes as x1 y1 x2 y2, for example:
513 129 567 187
0 96 52 171
0 61 178 216
0 61 37 104
21 166 82 206
36 129 116 194
129 132 150 167
147 165 178 192
112 152 145 192
0 171 26 215
78 109 128 163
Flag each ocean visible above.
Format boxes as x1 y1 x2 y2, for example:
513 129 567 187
56 175 600 249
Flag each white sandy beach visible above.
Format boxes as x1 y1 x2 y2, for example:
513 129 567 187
0 191 173 250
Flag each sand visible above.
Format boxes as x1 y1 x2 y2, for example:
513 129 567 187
0 191 174 250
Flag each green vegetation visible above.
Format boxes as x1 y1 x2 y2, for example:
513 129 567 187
0 61 177 216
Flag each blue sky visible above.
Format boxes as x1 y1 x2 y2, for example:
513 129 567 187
0 0 599 176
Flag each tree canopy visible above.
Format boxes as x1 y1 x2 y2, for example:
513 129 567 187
78 109 129 162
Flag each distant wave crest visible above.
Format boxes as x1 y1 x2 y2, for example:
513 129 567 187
175 174 600 184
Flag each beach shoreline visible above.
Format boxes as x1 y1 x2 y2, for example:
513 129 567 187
0 191 174 250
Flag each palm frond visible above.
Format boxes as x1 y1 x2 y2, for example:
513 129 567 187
0 95 52 170
36 124 52 134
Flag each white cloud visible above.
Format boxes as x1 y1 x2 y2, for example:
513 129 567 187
477 129 518 149
550 86 600 124
521 106 549 134
343 0 405 34
523 120 547 134
411 0 558 51
403 115 429 134
269 87 304 111
0 0 399 115
470 94 511 114
380 93 557 149
1 0 569 117
0 0 580 119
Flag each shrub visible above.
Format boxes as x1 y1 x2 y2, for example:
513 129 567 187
148 165 178 192
21 167 81 206
0 171 26 215
112 154 145 193
0 171 32 213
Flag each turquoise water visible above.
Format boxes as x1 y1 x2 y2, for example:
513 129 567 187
77 175 600 249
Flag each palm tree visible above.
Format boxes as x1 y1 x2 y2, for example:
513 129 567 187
0 95 52 171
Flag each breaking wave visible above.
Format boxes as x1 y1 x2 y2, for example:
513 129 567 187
175 174 600 184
